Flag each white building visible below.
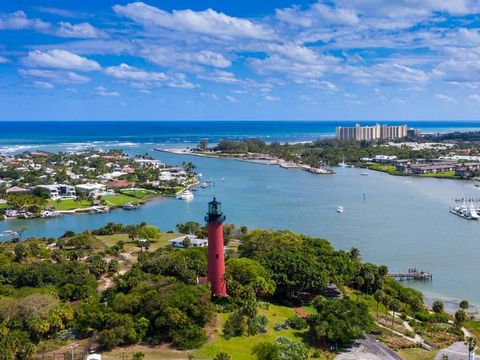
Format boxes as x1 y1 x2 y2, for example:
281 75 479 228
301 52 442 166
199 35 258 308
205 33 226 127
169 235 208 248
134 159 164 168
75 183 106 196
37 184 76 199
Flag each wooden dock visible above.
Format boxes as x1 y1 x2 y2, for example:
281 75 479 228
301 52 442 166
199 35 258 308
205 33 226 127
389 267 432 281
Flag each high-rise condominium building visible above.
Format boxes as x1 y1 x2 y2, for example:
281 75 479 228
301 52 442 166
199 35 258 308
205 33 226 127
336 124 408 141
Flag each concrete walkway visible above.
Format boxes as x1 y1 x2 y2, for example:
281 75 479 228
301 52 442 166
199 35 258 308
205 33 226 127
434 341 473 360
335 335 403 360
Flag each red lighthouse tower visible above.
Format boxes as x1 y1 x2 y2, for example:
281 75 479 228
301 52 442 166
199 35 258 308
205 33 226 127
205 197 227 297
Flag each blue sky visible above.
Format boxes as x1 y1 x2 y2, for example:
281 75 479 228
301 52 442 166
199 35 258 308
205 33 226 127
2 0 480 120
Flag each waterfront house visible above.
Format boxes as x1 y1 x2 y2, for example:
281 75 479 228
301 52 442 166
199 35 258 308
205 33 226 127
37 184 76 200
134 159 164 168
374 155 397 163
169 235 208 248
75 183 106 197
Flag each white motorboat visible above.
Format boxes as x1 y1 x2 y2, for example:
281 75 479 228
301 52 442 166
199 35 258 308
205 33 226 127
361 172 369 176
337 206 344 213
450 203 479 220
177 190 194 200
123 203 138 210
200 182 209 188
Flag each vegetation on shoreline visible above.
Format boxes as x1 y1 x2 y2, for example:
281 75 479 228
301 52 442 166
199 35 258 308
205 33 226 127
1 223 479 359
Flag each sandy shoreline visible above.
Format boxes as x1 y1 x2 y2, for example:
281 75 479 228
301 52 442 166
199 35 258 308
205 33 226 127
154 148 335 174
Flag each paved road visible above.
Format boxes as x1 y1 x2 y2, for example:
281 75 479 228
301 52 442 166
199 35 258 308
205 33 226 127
335 335 403 360
434 342 471 360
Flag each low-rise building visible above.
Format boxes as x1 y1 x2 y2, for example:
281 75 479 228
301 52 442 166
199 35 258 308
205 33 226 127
37 184 76 199
169 235 208 248
75 183 106 196
6 186 32 194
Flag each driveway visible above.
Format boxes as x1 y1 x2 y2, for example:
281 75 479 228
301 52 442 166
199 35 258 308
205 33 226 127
434 342 471 360
335 335 403 360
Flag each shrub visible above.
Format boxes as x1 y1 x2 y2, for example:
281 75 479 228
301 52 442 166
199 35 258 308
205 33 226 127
415 311 431 322
171 325 207 349
223 311 247 339
432 300 444 314
286 315 308 330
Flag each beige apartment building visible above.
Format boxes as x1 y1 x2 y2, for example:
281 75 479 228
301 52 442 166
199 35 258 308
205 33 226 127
336 124 407 141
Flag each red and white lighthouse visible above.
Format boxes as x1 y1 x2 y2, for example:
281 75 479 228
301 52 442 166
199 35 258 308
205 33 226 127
204 197 227 297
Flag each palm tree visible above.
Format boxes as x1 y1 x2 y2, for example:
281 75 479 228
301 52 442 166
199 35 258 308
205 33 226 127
364 272 375 295
214 353 231 360
16 227 27 241
355 275 365 292
350 247 361 262
374 290 385 318
389 299 401 330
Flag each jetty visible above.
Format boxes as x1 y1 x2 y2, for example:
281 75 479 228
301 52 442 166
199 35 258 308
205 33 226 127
389 267 432 281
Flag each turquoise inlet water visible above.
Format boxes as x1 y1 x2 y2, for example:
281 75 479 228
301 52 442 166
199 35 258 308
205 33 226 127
1 145 480 310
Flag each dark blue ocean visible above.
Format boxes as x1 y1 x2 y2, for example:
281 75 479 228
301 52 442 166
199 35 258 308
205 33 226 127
1 121 480 151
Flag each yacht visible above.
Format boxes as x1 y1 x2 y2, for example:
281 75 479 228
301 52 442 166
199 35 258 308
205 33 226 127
338 157 347 168
123 203 138 210
177 190 194 200
337 206 344 213
450 203 479 220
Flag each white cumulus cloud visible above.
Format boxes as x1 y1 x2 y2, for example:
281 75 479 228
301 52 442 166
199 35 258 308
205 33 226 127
0 11 50 31
113 2 274 40
56 22 107 39
23 49 101 71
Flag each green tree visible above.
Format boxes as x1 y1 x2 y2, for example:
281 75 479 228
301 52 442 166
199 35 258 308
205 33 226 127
252 342 279 360
86 254 108 278
389 299 401 329
198 139 209 151
432 300 444 314
374 290 385 318
225 258 276 299
460 300 470 310
182 237 192 248
455 309 467 325
308 297 373 345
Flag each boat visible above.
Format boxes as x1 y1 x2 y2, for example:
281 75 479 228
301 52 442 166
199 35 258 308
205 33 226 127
338 157 347 168
200 182 209 188
123 203 138 210
337 206 344 213
90 206 110 214
361 172 369 176
450 203 479 220
177 190 194 200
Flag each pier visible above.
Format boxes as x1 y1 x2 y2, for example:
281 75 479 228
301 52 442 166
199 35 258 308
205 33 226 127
389 267 432 281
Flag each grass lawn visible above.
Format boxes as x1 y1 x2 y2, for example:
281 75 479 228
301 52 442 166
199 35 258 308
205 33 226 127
96 232 182 252
102 194 140 207
368 163 406 176
47 199 91 210
397 348 435 360
465 320 480 338
420 171 459 179
119 189 157 199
